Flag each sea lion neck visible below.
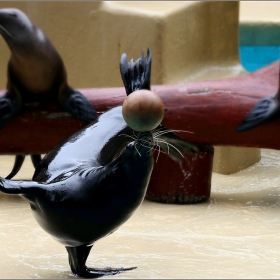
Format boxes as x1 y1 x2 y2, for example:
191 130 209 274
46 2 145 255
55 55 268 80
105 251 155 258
7 26 59 57
7 38 66 97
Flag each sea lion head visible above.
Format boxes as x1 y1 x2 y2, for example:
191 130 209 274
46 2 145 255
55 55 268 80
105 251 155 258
0 8 40 49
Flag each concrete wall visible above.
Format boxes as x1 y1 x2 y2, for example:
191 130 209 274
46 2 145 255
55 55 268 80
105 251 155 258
0 1 272 174
0 1 245 90
239 1 280 45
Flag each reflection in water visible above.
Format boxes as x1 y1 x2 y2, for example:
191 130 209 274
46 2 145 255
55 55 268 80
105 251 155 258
0 150 280 278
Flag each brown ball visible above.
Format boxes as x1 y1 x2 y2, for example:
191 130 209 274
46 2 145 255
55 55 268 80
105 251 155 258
122 90 165 132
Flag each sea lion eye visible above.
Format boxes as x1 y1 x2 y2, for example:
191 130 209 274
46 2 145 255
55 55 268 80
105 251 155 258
8 12 17 18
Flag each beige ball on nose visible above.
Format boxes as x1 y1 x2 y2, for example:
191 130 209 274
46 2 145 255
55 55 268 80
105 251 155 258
122 90 165 132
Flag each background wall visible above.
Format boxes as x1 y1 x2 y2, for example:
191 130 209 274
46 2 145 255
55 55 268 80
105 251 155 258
0 1 278 174
239 1 280 45
0 1 244 90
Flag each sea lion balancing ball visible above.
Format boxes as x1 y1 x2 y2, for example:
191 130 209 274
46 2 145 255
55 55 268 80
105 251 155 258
122 90 165 132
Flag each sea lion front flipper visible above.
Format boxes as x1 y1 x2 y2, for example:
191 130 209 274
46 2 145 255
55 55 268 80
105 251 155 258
58 85 98 124
30 154 42 168
236 94 279 132
0 89 21 130
120 48 151 95
0 177 46 196
66 245 136 278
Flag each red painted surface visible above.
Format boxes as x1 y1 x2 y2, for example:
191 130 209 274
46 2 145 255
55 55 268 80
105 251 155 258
0 60 278 203
147 147 214 204
0 60 278 155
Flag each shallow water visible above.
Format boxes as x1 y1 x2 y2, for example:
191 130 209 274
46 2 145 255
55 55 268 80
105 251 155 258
0 150 280 279
239 46 280 72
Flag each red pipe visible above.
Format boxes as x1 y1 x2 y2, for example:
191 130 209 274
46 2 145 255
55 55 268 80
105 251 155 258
0 60 278 154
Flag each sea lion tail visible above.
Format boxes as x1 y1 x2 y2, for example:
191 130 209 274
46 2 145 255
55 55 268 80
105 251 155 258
120 48 151 95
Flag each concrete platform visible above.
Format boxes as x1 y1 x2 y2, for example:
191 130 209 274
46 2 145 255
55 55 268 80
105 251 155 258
0 151 280 278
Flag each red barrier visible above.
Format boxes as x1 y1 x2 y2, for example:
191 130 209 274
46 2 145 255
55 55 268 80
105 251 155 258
0 60 278 155
147 146 214 204
0 60 278 203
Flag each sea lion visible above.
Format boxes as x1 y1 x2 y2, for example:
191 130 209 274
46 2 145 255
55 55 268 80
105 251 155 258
0 8 97 178
0 50 199 278
236 64 280 132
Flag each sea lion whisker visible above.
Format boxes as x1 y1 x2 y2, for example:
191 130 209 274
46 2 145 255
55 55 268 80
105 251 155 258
155 138 184 158
153 131 175 138
150 137 165 155
151 137 167 147
155 145 161 163
138 142 155 152
151 143 170 162
151 127 166 134
150 127 164 134
0 25 14 38
132 130 139 139
119 134 137 141
153 129 193 138
171 129 194 134
133 142 142 157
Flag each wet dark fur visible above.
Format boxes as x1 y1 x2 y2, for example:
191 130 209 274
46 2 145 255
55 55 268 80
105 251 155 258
0 49 199 278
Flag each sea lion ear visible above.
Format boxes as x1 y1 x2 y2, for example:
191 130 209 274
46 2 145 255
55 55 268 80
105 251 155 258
120 48 152 96
0 89 21 130
58 86 98 124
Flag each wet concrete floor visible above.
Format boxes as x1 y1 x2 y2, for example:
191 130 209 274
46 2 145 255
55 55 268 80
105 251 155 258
0 149 280 278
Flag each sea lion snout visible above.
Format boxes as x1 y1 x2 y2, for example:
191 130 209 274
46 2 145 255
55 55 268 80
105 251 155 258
0 8 33 41
122 132 154 162
138 131 154 146
135 132 154 156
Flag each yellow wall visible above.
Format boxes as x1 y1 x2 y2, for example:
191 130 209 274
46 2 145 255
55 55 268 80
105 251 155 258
0 1 263 174
0 1 245 90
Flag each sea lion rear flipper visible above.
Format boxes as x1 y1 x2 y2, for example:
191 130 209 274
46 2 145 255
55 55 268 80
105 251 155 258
66 245 136 278
58 86 98 124
236 94 279 132
120 48 151 95
5 155 25 179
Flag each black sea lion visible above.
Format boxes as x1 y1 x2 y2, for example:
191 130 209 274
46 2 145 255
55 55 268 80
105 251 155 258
0 50 199 278
236 64 280 132
0 8 97 178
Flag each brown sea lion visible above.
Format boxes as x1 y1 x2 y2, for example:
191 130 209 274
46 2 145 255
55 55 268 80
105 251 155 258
0 8 97 178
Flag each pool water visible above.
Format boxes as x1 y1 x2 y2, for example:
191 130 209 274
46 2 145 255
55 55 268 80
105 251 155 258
239 46 280 72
